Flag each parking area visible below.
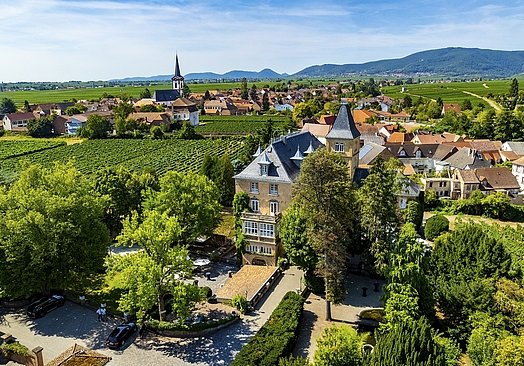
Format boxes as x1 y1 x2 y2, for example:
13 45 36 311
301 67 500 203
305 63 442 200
0 266 305 366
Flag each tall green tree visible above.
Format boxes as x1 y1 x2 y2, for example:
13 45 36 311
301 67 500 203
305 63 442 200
78 114 110 139
262 92 270 111
279 204 319 285
0 162 110 298
143 171 222 244
384 223 435 321
214 154 235 206
139 88 151 99
293 148 356 320
240 78 248 100
359 157 402 275
182 84 191 98
367 317 447 366
0 97 16 113
23 100 32 112
107 208 202 321
27 117 54 138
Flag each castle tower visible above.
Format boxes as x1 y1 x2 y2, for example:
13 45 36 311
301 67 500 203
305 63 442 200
325 102 361 180
171 54 184 94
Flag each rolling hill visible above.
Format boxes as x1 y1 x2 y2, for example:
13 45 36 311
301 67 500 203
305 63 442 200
292 47 524 78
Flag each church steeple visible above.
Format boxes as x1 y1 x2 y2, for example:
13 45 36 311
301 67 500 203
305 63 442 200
171 54 184 94
174 54 182 77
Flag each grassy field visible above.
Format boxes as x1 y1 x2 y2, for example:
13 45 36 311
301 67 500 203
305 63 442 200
0 80 286 105
382 79 513 105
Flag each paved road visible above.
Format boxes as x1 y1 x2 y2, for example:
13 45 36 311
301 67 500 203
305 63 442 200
0 266 303 366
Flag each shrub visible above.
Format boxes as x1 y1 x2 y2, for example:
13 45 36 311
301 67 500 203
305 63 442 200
314 324 363 366
148 313 239 332
201 286 212 298
231 291 304 366
0 341 31 357
231 294 248 314
424 215 449 241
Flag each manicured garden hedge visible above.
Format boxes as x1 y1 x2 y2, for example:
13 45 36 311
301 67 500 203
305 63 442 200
230 291 304 366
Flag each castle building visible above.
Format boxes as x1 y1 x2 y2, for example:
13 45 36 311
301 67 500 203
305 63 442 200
233 102 360 266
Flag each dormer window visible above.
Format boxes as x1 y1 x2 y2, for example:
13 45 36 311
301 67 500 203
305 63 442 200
258 151 272 176
415 150 422 158
399 150 406 157
334 142 344 152
261 165 268 176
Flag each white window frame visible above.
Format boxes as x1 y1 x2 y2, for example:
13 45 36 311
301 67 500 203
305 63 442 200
269 184 278 195
334 142 344 152
250 198 260 212
270 201 279 216
260 165 268 176
244 221 258 235
250 182 259 193
260 223 274 238
399 198 407 209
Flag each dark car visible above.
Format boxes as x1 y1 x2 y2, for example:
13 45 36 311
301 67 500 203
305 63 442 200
105 323 137 349
26 295 65 318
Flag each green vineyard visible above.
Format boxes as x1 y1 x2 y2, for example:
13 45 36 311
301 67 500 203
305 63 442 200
0 137 247 179
196 116 289 134
0 140 67 160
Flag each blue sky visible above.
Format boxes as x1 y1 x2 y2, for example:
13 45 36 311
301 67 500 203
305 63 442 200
2 0 524 82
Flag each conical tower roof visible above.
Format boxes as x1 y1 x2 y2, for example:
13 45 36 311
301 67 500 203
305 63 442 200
326 102 360 140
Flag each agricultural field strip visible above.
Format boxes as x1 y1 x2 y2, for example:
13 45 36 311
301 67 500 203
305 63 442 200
0 138 245 177
382 80 513 104
0 140 66 160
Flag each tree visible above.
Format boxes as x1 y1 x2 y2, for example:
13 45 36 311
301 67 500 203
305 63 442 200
113 98 135 122
493 110 523 142
0 98 16 113
292 102 313 123
314 324 363 366
143 171 222 244
462 99 473 111
279 204 319 287
65 103 87 116
262 92 270 111
204 90 212 100
139 88 151 99
293 148 356 320
107 208 202 321
140 104 164 112
182 84 191 98
178 120 200 139
424 215 449 241
200 153 217 181
78 114 110 139
367 317 447 366
359 157 402 275
249 84 258 101
240 78 248 100
510 78 519 99
402 95 412 109
403 199 423 229
23 100 32 112
214 154 235 206
93 166 159 236
27 117 54 137
385 223 435 321
494 335 524 366
150 125 164 139
0 162 110 298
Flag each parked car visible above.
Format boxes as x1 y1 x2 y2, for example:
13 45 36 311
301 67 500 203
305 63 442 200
105 323 137 349
26 295 65 318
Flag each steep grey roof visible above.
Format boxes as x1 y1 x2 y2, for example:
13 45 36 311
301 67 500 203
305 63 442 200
400 176 422 198
432 144 458 161
444 148 492 170
325 103 360 140
505 142 524 155
234 131 324 183
154 90 180 102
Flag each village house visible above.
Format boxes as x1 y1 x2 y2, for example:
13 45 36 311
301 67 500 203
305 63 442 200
512 156 524 192
170 97 199 126
2 112 36 131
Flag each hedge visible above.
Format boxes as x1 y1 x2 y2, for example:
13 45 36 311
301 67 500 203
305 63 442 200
148 313 239 332
424 215 450 241
231 291 304 366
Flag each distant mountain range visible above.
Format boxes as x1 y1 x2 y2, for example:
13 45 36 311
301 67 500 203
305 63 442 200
115 68 286 82
114 47 524 82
